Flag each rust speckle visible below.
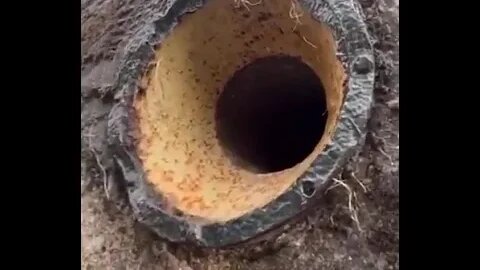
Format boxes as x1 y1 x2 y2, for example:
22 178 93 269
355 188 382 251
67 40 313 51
164 175 174 182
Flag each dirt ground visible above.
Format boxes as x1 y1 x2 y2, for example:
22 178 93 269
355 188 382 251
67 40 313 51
81 0 399 269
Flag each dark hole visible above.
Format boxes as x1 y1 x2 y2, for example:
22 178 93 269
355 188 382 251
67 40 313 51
215 55 328 173
301 181 316 197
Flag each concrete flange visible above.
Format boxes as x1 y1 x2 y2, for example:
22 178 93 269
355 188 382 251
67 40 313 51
107 0 374 247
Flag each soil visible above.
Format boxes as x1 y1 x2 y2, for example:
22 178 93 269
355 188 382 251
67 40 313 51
81 0 399 269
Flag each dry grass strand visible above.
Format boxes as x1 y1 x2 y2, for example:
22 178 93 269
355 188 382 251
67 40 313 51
327 178 363 232
234 0 262 11
351 172 368 192
302 35 318 49
289 0 303 31
86 123 110 199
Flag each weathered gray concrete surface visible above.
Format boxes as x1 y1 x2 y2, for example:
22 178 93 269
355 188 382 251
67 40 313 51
81 0 398 268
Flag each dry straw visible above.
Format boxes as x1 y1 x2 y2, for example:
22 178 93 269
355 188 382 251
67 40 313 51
234 0 262 11
233 0 319 49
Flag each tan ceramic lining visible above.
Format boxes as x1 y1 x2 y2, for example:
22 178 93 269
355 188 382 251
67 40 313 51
134 0 346 223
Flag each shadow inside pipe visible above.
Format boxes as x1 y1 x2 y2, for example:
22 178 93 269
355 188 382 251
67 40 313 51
215 55 328 174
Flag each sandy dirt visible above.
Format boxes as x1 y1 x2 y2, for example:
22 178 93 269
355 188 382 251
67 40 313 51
81 0 399 269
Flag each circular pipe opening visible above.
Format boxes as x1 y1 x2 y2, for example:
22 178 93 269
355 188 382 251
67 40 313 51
132 0 347 221
216 55 328 173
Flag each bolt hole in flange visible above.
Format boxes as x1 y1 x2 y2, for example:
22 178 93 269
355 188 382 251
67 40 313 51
301 180 316 197
216 55 328 174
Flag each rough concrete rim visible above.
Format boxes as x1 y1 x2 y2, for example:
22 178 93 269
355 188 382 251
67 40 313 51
107 0 374 247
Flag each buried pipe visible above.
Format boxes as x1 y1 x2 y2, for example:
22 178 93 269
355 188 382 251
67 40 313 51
108 0 374 247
